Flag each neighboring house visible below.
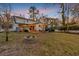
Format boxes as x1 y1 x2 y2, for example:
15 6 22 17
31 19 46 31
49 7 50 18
35 22 47 32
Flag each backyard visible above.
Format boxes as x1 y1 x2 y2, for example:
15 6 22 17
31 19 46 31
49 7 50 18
0 32 79 56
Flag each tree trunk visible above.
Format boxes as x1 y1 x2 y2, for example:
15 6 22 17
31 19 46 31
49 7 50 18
6 31 8 41
61 3 65 32
61 3 65 26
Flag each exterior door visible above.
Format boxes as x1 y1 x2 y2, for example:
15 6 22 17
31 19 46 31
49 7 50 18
30 26 35 32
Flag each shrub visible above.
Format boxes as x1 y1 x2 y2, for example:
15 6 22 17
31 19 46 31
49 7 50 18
45 27 55 32
59 25 79 30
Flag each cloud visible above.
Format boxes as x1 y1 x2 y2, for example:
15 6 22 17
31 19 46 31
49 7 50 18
39 8 54 15
11 8 29 18
11 7 55 18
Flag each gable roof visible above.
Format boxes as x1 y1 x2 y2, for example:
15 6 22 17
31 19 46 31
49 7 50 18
12 16 37 24
12 16 29 20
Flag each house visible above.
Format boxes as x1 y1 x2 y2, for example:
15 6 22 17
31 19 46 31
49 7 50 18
0 15 59 33
12 16 35 32
13 16 61 32
12 16 47 33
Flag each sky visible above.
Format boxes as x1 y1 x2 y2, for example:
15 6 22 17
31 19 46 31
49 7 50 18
0 3 61 19
0 3 78 20
11 3 61 18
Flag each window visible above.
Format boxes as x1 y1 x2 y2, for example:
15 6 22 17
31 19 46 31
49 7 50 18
1 24 13 29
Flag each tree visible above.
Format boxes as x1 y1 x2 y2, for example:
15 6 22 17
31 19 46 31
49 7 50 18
0 16 2 32
65 4 70 31
0 4 12 41
70 4 79 25
61 3 65 26
60 3 71 31
71 4 79 17
29 6 39 21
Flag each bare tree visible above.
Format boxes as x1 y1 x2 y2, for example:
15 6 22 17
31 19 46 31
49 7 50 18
71 4 79 17
70 4 79 24
61 3 65 26
29 6 39 21
60 3 71 31
0 4 12 41
0 16 2 32
65 4 70 31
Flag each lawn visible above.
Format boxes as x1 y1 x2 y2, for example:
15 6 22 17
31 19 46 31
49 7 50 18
0 32 79 56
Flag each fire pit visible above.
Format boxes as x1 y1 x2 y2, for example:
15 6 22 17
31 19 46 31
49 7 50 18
24 35 37 44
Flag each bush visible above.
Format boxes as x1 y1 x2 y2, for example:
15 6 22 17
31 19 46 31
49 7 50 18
58 26 67 30
59 25 79 30
68 25 79 30
45 27 55 32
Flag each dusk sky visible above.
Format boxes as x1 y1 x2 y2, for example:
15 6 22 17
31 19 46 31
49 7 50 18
9 3 61 18
0 3 63 19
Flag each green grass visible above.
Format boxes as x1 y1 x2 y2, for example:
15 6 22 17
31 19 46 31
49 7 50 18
0 32 79 56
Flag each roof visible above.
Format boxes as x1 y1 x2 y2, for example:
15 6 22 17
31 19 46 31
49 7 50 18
12 16 38 24
12 16 51 25
12 16 30 20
